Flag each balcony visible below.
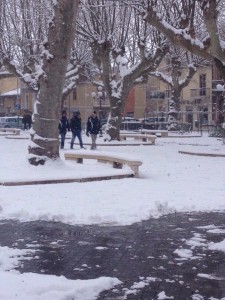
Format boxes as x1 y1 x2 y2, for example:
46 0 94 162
164 90 184 99
190 88 210 102
93 98 110 108
149 91 165 99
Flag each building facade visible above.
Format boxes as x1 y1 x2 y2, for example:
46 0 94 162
146 63 224 130
0 72 21 116
1 63 224 130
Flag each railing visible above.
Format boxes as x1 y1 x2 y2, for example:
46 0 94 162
93 98 110 107
149 88 211 101
149 91 165 99
164 90 184 99
190 88 210 99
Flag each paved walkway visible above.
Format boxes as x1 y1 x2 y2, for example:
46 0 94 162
1 212 225 299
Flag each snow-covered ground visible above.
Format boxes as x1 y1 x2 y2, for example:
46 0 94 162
0 131 225 299
0 131 225 226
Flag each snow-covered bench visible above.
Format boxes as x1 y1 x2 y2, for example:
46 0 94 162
140 129 168 137
64 151 142 177
120 133 156 144
0 128 21 135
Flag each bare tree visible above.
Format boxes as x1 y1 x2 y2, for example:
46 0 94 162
0 0 85 110
77 0 168 140
136 1 225 76
0 0 50 90
27 0 80 165
0 0 80 165
150 49 197 130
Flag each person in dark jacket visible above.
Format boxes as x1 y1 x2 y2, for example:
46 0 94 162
22 114 28 130
58 110 70 149
70 111 84 149
86 111 101 150
26 113 32 129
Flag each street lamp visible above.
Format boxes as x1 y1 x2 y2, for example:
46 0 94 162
97 87 103 137
97 87 103 118
91 86 105 137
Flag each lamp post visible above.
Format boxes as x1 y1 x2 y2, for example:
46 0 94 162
91 86 104 137
97 87 103 137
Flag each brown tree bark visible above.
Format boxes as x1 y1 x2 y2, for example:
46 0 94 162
28 0 79 165
96 45 168 140
142 1 225 66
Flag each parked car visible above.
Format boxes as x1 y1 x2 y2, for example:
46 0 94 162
100 118 108 126
120 117 142 130
142 117 168 130
0 116 24 129
122 117 139 122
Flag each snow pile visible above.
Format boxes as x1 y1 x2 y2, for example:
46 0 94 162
0 271 121 300
0 245 121 300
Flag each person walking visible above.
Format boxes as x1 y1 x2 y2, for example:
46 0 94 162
58 110 70 149
70 111 84 149
26 113 32 129
86 111 101 150
22 113 28 130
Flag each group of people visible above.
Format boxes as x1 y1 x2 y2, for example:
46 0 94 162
58 110 101 150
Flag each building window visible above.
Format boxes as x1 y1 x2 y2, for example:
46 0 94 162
24 95 29 109
186 106 193 124
73 88 77 100
199 106 208 125
199 74 206 96
165 90 171 99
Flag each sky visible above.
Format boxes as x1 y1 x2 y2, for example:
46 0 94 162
0 130 225 299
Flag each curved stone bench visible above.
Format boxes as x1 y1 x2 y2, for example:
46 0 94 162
140 129 168 137
178 150 225 157
120 133 156 144
0 128 21 135
65 151 142 177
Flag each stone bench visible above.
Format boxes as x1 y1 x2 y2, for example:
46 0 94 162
140 129 168 137
0 128 21 135
64 152 142 177
120 133 156 144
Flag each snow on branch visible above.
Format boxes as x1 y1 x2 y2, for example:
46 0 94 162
151 71 173 86
179 63 196 89
142 4 213 61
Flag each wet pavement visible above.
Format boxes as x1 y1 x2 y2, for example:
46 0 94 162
1 212 225 299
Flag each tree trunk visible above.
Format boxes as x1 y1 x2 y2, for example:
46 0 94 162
28 0 79 165
168 58 182 131
106 82 132 140
107 96 123 140
168 91 181 131
61 93 68 112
